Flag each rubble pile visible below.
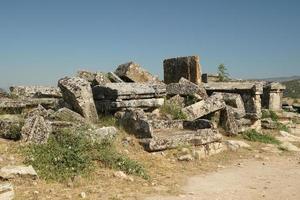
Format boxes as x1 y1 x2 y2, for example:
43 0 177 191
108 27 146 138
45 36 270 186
0 55 290 157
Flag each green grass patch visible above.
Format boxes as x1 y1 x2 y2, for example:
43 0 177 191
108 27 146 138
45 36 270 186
97 115 117 127
22 128 148 182
160 100 187 120
242 129 280 145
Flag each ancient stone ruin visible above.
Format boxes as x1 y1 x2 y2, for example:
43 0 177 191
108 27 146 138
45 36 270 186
0 55 287 156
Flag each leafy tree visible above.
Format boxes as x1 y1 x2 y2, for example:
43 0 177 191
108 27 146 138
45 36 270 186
217 64 230 81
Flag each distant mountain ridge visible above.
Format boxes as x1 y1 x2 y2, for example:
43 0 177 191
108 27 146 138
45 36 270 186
257 75 300 83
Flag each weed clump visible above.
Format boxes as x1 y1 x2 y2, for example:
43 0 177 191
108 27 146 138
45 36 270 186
160 100 187 120
22 128 148 182
242 129 280 145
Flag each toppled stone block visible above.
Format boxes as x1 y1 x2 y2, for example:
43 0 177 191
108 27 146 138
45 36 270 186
9 86 62 98
163 56 201 84
95 98 164 112
21 111 52 144
115 62 160 83
141 128 222 152
166 77 207 100
192 142 224 159
0 165 37 180
215 92 246 119
93 83 166 101
77 70 111 87
107 72 124 83
89 126 118 142
0 98 27 114
49 121 77 134
183 119 213 130
224 140 250 151
116 109 152 138
204 81 264 94
50 107 87 124
182 93 226 120
0 182 14 200
58 77 98 123
220 106 239 136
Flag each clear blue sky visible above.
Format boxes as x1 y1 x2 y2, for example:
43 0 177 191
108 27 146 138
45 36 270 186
0 0 299 88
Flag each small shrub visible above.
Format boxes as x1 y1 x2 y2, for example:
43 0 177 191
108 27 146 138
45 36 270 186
23 130 93 182
261 110 270 119
160 100 187 120
242 129 280 145
269 111 279 122
22 128 149 182
98 115 117 127
92 140 149 180
277 123 289 132
0 122 23 141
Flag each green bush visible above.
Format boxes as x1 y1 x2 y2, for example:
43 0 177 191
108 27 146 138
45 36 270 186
160 100 187 120
242 129 280 145
22 129 148 182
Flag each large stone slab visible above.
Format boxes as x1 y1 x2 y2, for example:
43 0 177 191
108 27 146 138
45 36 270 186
58 77 98 123
204 81 263 94
76 70 111 87
166 77 207 100
95 98 164 111
141 128 222 151
182 93 226 120
9 86 61 98
107 72 124 83
0 165 37 179
93 83 166 100
115 62 160 83
163 56 201 84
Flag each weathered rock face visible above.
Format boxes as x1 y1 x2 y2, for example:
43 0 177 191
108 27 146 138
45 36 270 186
192 142 224 159
115 62 160 83
220 106 239 136
168 95 185 107
9 86 62 98
21 114 52 144
224 140 250 151
163 56 202 84
58 77 98 123
93 83 166 101
182 93 226 121
166 77 207 100
76 70 111 87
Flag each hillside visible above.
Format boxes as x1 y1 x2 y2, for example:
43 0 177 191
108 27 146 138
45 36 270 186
282 79 300 98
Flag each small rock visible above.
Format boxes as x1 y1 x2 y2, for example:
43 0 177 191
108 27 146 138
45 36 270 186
178 154 194 161
224 140 250 151
80 192 86 199
113 171 134 182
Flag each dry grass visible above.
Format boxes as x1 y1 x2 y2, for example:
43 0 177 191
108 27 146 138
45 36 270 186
0 129 293 200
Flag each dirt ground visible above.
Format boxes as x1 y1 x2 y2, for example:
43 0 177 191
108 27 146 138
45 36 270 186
1 130 300 200
145 155 300 200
